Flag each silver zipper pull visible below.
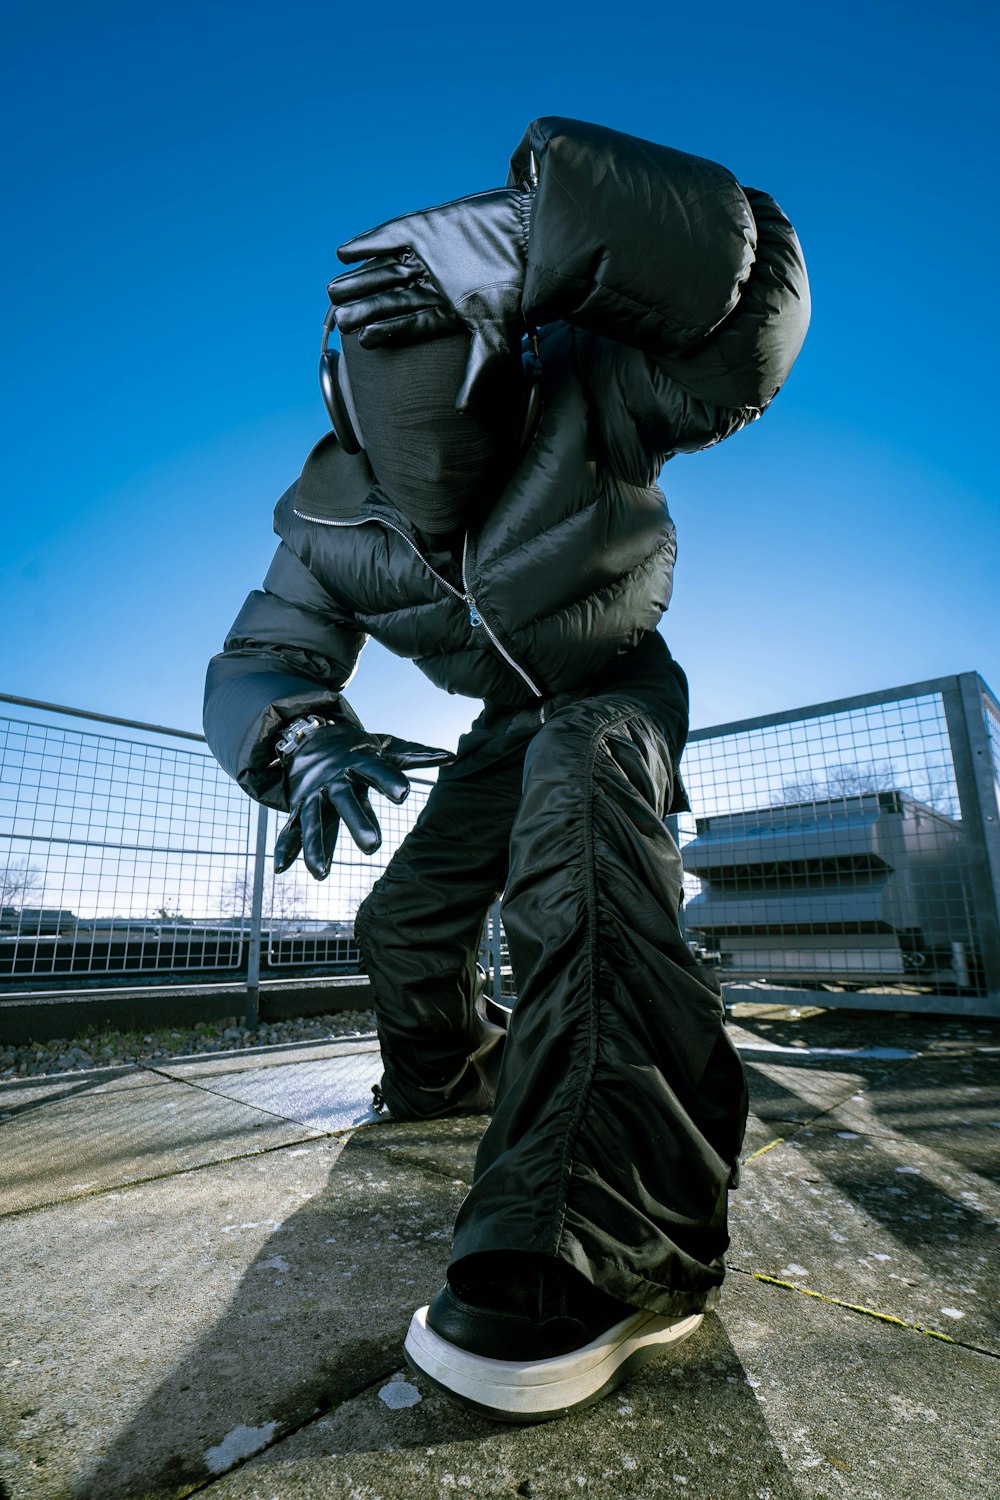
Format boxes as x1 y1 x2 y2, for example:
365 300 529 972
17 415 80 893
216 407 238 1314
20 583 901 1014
467 598 483 628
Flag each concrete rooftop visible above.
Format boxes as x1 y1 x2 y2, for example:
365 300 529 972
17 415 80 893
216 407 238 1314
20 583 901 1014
1 1003 998 1500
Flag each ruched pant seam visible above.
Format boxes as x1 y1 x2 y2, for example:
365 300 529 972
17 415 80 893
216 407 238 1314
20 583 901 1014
551 705 651 1257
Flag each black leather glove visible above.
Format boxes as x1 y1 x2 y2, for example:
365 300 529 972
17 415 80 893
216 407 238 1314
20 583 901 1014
328 188 533 412
273 723 454 879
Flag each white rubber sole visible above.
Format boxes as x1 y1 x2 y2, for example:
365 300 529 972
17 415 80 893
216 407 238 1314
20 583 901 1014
404 1305 703 1423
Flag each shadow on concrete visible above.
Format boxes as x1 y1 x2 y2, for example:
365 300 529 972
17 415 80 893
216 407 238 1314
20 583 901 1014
734 1048 1000 1352
60 1118 459 1498
66 1121 801 1500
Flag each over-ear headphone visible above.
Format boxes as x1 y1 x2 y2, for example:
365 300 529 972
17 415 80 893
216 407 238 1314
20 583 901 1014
319 306 363 454
319 309 543 465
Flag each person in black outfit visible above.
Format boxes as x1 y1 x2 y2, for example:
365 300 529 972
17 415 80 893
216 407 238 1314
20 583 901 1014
203 116 810 1421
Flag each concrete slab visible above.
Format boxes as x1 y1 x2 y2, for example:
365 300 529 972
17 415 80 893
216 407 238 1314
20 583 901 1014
155 1036 380 1080
730 1125 1000 1352
742 1054 904 1124
197 1264 998 1500
3 1010 996 1500
811 1054 1000 1182
368 1114 485 1184
0 1128 469 1500
729 1002 1000 1057
0 1081 322 1214
184 1051 384 1133
0 1066 159 1109
720 1271 998 1500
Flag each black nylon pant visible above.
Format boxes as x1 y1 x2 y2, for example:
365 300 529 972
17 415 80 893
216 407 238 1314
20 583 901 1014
354 667 748 1317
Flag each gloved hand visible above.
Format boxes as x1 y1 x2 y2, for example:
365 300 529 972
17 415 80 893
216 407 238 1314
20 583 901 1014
274 723 454 879
328 188 534 412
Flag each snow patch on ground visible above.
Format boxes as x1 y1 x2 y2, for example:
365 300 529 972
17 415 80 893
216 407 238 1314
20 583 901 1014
379 1377 422 1410
259 1255 291 1272
203 1421 278 1473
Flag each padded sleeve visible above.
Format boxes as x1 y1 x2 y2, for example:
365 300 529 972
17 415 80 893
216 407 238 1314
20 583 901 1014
203 534 367 809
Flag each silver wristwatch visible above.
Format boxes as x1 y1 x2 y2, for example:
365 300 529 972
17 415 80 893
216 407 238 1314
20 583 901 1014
271 715 329 765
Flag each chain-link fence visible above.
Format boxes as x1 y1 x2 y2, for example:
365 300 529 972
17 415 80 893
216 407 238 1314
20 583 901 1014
3 674 999 1022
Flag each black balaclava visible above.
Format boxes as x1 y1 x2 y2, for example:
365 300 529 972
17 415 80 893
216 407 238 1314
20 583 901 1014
339 329 526 534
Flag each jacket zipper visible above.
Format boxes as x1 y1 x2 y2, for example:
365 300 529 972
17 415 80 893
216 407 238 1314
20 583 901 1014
458 530 543 698
293 509 544 699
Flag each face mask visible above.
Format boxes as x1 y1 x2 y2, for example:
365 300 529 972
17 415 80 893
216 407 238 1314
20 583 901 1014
339 330 527 533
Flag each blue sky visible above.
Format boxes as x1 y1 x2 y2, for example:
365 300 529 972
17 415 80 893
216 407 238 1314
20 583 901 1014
3 0 998 751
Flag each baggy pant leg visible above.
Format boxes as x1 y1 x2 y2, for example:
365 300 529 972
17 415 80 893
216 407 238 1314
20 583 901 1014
354 712 528 1119
448 692 749 1317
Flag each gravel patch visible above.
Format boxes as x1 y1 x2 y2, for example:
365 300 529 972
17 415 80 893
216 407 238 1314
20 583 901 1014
0 1010 378 1080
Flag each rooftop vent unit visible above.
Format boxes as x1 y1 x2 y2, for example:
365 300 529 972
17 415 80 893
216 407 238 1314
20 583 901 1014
682 791 978 991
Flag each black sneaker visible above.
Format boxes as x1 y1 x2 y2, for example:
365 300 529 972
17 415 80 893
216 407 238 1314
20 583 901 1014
403 1254 703 1423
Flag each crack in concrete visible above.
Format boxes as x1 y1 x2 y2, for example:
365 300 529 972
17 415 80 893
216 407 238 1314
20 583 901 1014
181 1358 404 1496
141 1062 369 1130
730 1266 998 1359
741 1056 915 1149
0 1129 337 1219
741 1136 786 1162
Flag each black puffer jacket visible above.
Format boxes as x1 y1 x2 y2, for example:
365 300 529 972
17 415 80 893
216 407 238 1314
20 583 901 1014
204 118 809 808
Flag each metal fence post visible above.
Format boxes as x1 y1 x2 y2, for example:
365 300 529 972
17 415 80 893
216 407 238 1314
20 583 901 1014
665 813 687 943
942 673 1000 1010
244 805 270 1029
491 900 504 1005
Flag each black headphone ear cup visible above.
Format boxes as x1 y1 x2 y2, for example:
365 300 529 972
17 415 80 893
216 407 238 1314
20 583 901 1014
319 348 362 454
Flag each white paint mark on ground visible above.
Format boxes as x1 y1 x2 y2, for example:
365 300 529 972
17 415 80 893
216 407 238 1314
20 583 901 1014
779 1264 809 1278
260 1255 290 1272
895 1166 920 1174
940 1307 965 1319
888 1394 939 1423
204 1421 278 1473
379 1379 422 1410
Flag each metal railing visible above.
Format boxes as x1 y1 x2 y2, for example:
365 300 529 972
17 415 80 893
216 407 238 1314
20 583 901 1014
3 671 999 1026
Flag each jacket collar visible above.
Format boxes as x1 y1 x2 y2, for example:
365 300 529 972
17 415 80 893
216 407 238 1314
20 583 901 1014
293 431 424 541
294 432 378 519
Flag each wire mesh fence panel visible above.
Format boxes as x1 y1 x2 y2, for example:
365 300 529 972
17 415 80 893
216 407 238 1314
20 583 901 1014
261 780 433 970
0 708 254 982
677 679 998 1010
4 678 997 1015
